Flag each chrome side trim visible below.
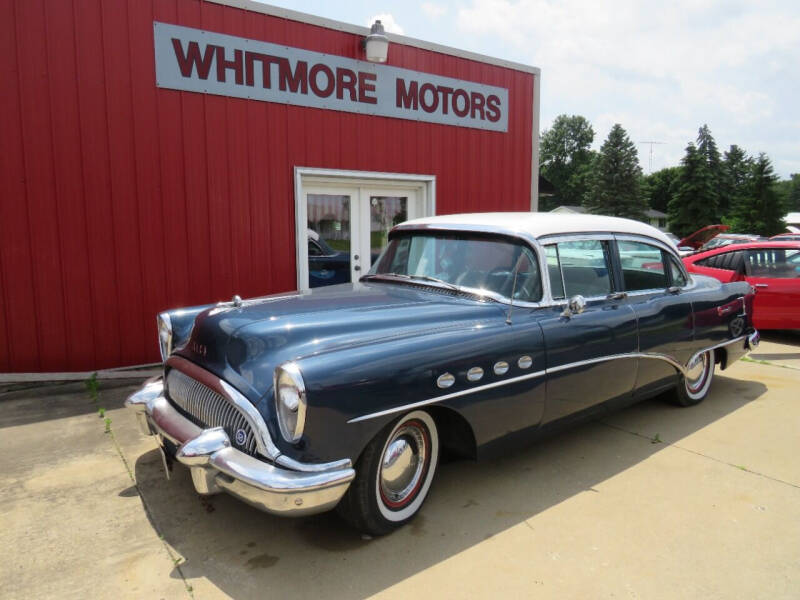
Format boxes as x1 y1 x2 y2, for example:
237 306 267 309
547 352 684 376
347 369 548 423
347 335 751 424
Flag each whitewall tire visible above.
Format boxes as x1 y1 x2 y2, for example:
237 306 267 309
337 410 439 535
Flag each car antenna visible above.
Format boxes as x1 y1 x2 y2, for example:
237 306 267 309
506 251 526 325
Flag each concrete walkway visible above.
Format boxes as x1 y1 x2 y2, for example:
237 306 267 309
2 340 799 599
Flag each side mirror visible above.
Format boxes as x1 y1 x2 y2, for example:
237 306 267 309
561 294 586 318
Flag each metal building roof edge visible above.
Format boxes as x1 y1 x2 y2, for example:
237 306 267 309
205 0 541 76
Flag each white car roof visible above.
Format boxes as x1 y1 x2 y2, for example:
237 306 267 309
396 212 674 248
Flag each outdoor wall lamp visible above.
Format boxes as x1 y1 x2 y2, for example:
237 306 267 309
363 20 389 63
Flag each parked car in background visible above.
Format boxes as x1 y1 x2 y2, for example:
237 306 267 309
770 233 800 242
665 232 694 257
677 224 729 250
307 229 351 287
683 241 800 329
700 233 765 251
127 213 758 535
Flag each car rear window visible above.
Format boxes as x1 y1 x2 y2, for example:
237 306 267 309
617 240 668 291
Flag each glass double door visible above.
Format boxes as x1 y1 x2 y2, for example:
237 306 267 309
304 185 421 288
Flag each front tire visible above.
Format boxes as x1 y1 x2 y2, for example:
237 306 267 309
672 349 715 406
337 410 439 535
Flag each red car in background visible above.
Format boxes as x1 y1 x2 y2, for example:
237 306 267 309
683 241 800 329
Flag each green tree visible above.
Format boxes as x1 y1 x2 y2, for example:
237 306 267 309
729 153 784 236
696 124 723 216
789 174 800 212
642 166 682 214
539 114 595 211
668 143 718 237
774 173 800 212
720 145 752 222
585 124 646 219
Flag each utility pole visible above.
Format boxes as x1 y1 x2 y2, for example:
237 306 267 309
638 141 666 173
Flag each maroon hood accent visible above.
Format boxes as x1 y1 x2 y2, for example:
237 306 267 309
679 224 730 249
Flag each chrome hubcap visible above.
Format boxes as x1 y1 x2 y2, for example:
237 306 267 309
379 423 427 507
686 353 708 391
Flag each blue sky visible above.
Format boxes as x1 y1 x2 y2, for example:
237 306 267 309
261 1 799 179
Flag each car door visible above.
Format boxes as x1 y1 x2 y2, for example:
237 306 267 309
745 247 800 328
615 237 695 396
538 237 638 425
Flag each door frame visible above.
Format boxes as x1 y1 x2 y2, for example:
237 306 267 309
294 167 436 291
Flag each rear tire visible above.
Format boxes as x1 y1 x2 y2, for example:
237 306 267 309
337 410 439 535
672 349 714 406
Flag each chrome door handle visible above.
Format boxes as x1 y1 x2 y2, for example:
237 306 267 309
754 283 768 288
667 286 681 294
607 291 627 300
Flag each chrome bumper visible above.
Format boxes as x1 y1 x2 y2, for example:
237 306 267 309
125 378 355 517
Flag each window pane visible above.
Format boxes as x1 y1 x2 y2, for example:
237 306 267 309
307 194 351 287
618 241 668 291
370 196 408 265
556 240 612 297
668 256 687 286
748 248 800 278
545 244 565 299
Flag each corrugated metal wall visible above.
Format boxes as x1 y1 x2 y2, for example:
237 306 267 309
0 0 535 372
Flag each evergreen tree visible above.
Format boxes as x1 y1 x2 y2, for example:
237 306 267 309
585 124 646 219
730 153 783 236
696 124 723 216
539 115 595 210
642 166 682 214
720 145 752 223
668 143 718 237
783 174 800 212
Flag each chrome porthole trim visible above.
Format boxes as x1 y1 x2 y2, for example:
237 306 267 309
518 355 533 369
493 361 509 375
349 335 752 425
437 372 455 389
467 367 484 382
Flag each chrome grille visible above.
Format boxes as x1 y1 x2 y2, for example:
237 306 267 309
166 368 258 457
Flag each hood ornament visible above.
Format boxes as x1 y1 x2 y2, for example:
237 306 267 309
232 294 242 308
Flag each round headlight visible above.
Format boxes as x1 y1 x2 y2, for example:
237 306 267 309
274 362 307 443
157 312 173 362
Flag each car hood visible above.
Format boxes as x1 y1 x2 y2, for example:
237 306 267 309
679 224 730 249
175 281 504 401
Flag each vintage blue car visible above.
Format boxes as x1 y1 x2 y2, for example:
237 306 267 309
127 213 759 535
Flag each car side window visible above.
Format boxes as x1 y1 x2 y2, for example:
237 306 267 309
547 240 612 298
617 240 668 291
747 248 800 278
668 255 687 287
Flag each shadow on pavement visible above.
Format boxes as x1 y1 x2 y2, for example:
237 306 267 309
759 330 800 347
0 381 130 430
132 373 767 599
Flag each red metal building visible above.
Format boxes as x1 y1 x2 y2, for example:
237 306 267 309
0 0 540 373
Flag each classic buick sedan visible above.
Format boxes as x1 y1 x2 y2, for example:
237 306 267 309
127 213 759 535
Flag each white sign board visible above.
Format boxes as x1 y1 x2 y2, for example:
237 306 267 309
154 22 509 132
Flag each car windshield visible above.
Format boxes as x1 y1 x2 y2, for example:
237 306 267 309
367 233 542 301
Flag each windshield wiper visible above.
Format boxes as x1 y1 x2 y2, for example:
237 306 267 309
405 274 460 291
362 272 465 293
360 272 412 281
